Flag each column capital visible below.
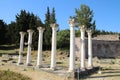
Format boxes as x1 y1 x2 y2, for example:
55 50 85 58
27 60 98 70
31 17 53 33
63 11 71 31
37 27 45 31
79 25 86 32
19 31 26 35
68 19 76 27
50 23 59 29
87 29 93 35
27 29 34 33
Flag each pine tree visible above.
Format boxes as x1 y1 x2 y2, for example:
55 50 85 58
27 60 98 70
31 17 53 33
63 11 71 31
16 10 43 48
16 10 29 32
6 22 17 44
43 7 51 50
43 7 57 50
50 8 56 23
0 20 7 44
75 4 96 30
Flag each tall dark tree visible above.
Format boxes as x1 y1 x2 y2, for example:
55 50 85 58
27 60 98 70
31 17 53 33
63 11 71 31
16 10 29 32
16 10 43 49
50 8 56 23
43 7 57 50
15 10 29 45
0 20 7 44
43 7 51 50
6 22 17 44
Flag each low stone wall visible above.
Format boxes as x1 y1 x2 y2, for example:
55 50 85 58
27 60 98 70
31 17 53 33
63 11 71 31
92 40 120 58
75 35 120 58
93 34 120 41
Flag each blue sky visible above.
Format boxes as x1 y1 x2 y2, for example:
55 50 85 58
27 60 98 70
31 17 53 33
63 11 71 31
0 0 120 32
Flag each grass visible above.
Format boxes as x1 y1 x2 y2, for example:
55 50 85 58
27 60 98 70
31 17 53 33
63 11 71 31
0 45 19 55
0 69 31 80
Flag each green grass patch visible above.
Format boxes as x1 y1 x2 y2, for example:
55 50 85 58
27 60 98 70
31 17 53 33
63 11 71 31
0 45 19 55
0 69 31 80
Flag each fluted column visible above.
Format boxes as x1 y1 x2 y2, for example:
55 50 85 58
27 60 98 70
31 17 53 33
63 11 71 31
36 27 45 68
18 32 26 65
79 25 86 70
50 23 59 70
68 19 75 72
26 29 34 66
87 30 93 69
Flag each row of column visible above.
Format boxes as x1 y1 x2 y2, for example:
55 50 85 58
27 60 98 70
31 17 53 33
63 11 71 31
17 23 58 70
68 19 93 72
18 19 93 72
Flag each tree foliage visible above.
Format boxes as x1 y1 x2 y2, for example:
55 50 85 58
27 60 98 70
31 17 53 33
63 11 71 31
75 4 96 31
43 7 57 50
57 29 70 49
6 22 17 44
15 10 44 49
50 8 56 24
1 6 119 51
0 20 7 44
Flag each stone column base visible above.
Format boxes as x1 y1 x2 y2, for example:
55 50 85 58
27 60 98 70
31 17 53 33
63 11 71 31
36 65 43 68
17 63 23 65
68 69 75 73
80 68 86 71
88 66 93 69
50 67 56 71
26 63 32 66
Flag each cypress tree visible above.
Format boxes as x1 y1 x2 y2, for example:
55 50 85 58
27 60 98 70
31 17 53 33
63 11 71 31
0 20 7 44
50 7 56 23
43 7 51 50
43 7 57 50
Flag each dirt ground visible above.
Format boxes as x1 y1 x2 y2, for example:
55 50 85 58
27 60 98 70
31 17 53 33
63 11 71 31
0 63 66 80
85 58 120 80
0 55 120 80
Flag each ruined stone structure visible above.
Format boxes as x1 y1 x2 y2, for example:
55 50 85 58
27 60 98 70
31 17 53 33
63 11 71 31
75 34 120 59
17 19 119 73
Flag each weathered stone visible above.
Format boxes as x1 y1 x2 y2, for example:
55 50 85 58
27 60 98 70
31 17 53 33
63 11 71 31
50 23 59 70
36 27 44 67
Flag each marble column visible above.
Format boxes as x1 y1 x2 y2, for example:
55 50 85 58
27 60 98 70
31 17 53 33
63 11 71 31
87 30 93 69
68 19 76 72
26 29 34 66
36 27 45 68
50 23 59 70
79 25 86 70
18 32 26 65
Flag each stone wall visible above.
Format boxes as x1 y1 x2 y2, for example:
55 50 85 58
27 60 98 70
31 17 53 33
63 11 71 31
93 34 120 41
92 40 120 58
75 35 120 58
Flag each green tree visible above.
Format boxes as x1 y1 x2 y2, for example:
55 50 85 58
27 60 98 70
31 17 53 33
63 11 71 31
16 10 29 32
15 10 29 45
32 16 44 50
16 10 43 49
75 29 81 37
75 4 96 31
57 29 70 49
43 7 51 50
6 22 17 44
50 8 56 23
43 7 57 50
0 20 7 44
